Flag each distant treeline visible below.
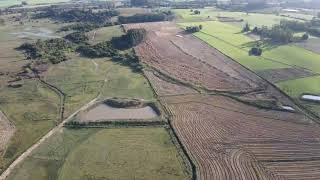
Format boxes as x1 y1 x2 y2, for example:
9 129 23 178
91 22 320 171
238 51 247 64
251 19 320 43
118 11 173 24
33 9 119 23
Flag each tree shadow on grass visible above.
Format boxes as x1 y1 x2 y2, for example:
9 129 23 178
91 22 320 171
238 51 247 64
240 39 284 52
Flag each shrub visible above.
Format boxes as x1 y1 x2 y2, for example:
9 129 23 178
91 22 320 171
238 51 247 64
302 33 309 40
194 10 200 15
64 32 88 44
250 47 262 56
242 23 250 32
186 26 200 33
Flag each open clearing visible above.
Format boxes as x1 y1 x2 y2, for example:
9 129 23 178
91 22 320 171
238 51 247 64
174 8 296 27
78 103 158 122
132 21 320 180
7 128 190 180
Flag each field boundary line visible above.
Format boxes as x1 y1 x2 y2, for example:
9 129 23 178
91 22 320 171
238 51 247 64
0 97 98 180
138 62 197 179
183 27 320 123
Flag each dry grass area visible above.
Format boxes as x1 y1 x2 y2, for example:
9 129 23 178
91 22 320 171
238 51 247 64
78 103 158 122
131 22 320 180
256 68 316 83
0 111 15 156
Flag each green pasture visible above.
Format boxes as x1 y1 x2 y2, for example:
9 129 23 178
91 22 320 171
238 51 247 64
44 54 155 116
7 128 189 180
88 25 125 45
0 80 60 173
0 0 70 7
174 8 295 27
276 75 320 98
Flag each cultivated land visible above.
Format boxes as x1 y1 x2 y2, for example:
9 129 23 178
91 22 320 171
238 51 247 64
2 4 320 180
176 15 320 118
131 21 320 179
7 128 190 180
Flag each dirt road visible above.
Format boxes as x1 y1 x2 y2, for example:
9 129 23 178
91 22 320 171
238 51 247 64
0 98 98 180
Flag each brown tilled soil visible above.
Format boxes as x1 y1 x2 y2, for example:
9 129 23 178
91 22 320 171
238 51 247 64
0 111 15 156
164 94 320 180
129 22 320 180
144 70 197 96
126 22 267 93
256 67 317 83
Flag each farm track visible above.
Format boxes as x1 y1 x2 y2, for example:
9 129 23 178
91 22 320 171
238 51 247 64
0 98 98 180
128 22 320 180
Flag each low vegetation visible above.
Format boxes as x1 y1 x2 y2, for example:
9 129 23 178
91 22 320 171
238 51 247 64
16 39 72 64
118 12 171 24
7 128 190 180
33 9 119 24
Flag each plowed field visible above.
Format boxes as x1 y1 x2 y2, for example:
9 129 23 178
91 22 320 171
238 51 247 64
129 22 320 180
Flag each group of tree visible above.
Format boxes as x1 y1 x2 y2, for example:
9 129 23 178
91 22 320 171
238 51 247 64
252 25 294 43
77 41 117 58
190 9 200 15
33 8 119 24
242 23 250 32
59 23 101 32
16 39 72 64
112 28 147 49
250 46 263 56
118 12 171 24
185 25 202 33
64 32 89 44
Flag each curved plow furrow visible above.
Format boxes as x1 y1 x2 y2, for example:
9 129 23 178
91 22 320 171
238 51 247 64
164 95 320 180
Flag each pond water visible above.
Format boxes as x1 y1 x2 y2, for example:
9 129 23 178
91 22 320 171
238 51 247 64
301 94 320 102
80 104 158 122
281 105 295 111
10 27 60 39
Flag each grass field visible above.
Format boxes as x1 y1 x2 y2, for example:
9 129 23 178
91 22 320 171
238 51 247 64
0 16 155 174
0 0 70 7
174 8 295 27
178 14 320 117
44 54 155 117
7 128 190 180
276 75 320 98
179 21 289 70
87 25 125 45
0 79 60 172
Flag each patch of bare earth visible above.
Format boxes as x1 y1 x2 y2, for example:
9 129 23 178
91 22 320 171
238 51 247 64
144 70 197 96
130 22 320 179
256 67 317 83
295 38 320 54
0 111 15 156
78 104 158 122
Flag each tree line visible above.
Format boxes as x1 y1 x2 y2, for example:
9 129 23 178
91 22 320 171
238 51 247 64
33 8 119 24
